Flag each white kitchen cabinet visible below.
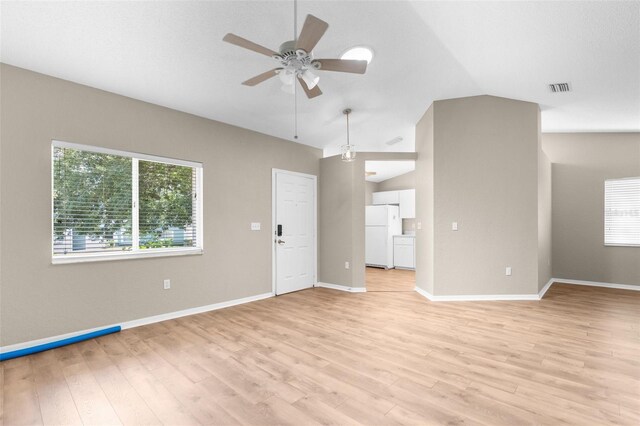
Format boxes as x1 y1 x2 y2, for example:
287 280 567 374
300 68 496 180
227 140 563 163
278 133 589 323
393 236 415 269
399 189 415 219
372 189 415 219
372 190 400 205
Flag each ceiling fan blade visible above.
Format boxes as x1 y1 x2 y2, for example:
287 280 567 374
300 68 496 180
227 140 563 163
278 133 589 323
297 77 322 99
242 68 280 86
296 15 329 53
223 33 278 57
315 59 367 74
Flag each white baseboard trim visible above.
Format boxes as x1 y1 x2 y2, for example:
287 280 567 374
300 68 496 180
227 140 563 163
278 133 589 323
415 286 539 301
552 278 640 292
118 292 274 330
0 291 274 355
538 278 555 299
415 287 539 302
414 286 434 300
415 277 639 303
315 282 366 293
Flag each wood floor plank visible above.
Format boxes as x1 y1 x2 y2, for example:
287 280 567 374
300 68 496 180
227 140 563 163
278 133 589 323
62 362 122 426
153 365 241 425
292 396 363 426
78 339 161 425
119 364 200 425
2 359 43 426
0 363 4 425
31 361 83 426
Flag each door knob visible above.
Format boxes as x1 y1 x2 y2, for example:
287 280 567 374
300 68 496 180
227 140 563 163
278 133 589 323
277 239 286 245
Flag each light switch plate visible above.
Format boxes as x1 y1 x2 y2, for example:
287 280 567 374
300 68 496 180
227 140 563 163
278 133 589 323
251 222 261 231
505 267 512 276
417 222 422 230
452 222 458 231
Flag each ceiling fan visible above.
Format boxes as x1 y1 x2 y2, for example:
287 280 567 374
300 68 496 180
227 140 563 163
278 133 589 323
223 13 368 99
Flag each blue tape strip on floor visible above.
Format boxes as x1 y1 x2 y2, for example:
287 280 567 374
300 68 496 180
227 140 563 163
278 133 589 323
0 326 121 361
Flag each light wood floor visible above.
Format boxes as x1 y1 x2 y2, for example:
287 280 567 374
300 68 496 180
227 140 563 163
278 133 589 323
366 267 415 292
2 283 639 425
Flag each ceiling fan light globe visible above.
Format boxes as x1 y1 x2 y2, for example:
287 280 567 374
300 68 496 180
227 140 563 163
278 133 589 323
279 70 295 85
301 70 320 90
281 84 295 94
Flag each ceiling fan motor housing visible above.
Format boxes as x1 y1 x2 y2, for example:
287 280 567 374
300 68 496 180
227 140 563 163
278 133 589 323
274 40 318 74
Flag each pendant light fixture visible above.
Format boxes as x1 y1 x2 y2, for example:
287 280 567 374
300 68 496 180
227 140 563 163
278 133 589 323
341 108 356 162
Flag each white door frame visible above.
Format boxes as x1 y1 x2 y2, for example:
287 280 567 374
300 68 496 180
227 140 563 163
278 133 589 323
272 168 318 295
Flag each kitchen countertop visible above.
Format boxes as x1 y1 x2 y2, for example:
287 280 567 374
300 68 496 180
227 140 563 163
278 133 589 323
394 234 415 238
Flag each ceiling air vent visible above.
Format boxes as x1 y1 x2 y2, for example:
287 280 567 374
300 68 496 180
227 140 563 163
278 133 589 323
385 136 403 146
549 82 571 93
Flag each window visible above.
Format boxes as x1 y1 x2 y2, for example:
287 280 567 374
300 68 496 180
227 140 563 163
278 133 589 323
52 141 203 263
604 177 640 247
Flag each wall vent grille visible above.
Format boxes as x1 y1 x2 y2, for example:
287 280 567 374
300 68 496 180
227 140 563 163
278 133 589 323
549 82 571 93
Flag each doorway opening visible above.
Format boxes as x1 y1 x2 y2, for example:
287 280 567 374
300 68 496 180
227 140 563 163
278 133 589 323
364 160 416 292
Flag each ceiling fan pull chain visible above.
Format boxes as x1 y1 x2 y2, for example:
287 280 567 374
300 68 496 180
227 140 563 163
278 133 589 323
294 79 298 139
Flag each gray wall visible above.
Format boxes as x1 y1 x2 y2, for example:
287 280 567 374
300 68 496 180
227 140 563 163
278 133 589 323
416 96 544 296
377 171 416 192
543 133 640 286
319 156 359 287
415 105 435 294
538 151 553 291
0 64 322 346
365 181 378 206
537 112 552 291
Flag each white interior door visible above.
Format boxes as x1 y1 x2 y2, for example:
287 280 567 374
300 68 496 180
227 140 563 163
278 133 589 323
273 169 316 295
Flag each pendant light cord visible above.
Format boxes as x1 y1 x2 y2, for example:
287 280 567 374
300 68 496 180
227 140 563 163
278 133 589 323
346 111 350 146
293 0 297 40
293 0 298 139
294 83 298 139
344 108 352 147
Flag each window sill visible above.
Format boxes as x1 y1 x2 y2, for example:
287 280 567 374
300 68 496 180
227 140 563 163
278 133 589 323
52 247 204 265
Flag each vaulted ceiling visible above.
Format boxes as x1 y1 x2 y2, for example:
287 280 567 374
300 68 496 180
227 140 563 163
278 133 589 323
2 1 638 155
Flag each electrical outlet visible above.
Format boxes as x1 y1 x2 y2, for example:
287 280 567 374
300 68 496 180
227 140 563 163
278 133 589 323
505 267 512 276
452 222 458 231
163 279 171 289
345 261 350 270
417 222 422 230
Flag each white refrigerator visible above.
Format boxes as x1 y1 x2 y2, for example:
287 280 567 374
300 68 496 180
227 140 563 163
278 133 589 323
366 205 402 269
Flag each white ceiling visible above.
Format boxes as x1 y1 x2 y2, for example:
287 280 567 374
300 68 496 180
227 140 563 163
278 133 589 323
2 1 638 156
365 160 415 183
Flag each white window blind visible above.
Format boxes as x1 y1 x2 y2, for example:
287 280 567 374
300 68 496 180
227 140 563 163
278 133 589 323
604 177 640 247
52 141 203 262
